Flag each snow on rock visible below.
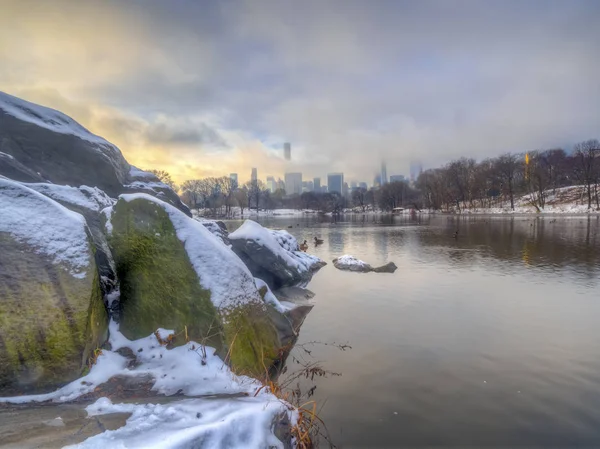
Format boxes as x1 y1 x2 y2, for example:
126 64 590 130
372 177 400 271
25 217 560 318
0 91 117 149
128 165 160 181
255 278 294 313
118 193 261 309
0 178 91 278
1 321 296 449
194 218 230 245
333 255 373 272
24 183 114 212
230 220 324 273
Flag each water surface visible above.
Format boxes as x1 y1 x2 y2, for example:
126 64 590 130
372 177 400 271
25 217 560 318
230 215 600 448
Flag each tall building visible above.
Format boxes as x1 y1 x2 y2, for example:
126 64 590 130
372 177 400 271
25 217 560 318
284 172 302 195
251 168 257 182
389 175 406 183
313 177 321 191
410 161 423 182
327 173 344 194
284 142 291 161
277 178 285 191
358 182 368 190
266 176 276 193
381 161 388 185
302 181 314 192
373 174 381 187
230 173 238 189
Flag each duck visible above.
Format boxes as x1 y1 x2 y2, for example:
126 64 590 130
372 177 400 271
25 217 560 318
299 240 309 251
453 230 459 239
314 236 324 245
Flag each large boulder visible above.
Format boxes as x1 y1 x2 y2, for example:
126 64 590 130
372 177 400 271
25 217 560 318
229 220 326 289
106 194 282 377
0 91 191 217
0 91 129 197
0 179 108 394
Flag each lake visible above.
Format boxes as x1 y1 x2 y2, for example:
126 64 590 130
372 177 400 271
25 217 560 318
229 214 600 448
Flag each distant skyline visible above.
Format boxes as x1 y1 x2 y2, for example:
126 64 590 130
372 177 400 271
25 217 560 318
2 0 599 183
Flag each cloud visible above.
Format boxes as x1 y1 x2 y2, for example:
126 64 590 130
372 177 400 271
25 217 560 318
1 0 599 185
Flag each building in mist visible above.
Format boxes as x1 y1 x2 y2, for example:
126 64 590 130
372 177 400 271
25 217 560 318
230 173 238 189
313 177 321 191
389 175 406 183
381 161 388 185
302 180 314 192
277 178 285 191
359 182 368 190
251 168 257 182
343 182 349 197
284 142 291 161
266 176 276 193
410 161 423 182
327 173 344 194
373 174 381 187
284 172 302 195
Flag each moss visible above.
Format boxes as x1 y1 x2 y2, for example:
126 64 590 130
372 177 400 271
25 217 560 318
0 234 107 393
222 302 280 379
109 198 223 349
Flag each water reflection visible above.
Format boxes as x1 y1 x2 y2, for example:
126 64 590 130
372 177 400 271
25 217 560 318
226 215 600 447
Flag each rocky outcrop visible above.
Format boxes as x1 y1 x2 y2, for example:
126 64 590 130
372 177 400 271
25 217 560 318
0 179 108 394
106 194 283 377
229 220 326 289
0 91 190 217
333 255 398 273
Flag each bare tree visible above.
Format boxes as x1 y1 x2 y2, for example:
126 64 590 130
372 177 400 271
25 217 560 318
495 153 522 210
573 139 600 209
148 169 178 191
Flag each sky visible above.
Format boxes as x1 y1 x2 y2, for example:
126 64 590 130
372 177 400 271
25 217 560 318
1 0 599 185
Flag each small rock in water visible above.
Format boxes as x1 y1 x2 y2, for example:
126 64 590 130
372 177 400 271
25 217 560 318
43 417 65 427
483 380 487 383
393 412 398 415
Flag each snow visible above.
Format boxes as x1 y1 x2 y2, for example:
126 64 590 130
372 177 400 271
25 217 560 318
0 178 91 278
24 183 114 212
195 218 230 245
255 278 294 313
101 206 114 235
1 322 297 449
0 151 15 160
333 255 372 271
0 91 114 147
229 220 324 273
125 180 170 190
117 193 261 309
129 165 159 181
66 396 292 449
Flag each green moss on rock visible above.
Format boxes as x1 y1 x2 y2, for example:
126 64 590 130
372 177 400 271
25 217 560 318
0 235 108 394
109 198 223 348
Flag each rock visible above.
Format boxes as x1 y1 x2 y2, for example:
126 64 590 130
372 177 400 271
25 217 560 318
107 194 282 377
372 261 398 273
332 255 397 273
0 92 190 217
196 218 230 245
229 220 326 289
0 91 129 197
124 166 192 217
0 179 108 395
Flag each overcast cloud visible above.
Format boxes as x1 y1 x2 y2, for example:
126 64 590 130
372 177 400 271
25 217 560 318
1 0 599 183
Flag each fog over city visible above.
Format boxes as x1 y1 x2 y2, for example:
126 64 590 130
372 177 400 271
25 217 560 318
2 0 599 184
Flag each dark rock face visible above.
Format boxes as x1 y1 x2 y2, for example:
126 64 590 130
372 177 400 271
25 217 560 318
0 109 129 197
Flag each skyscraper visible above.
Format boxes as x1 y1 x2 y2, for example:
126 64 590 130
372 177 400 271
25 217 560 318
230 173 238 189
266 176 276 193
284 142 291 161
410 161 423 182
373 174 381 187
251 168 257 182
313 177 321 191
284 172 302 195
381 160 388 185
327 173 344 194
358 182 368 190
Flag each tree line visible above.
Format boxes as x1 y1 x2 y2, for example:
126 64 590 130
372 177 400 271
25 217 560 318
416 139 600 211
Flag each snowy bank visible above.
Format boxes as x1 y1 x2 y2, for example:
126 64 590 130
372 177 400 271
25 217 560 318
0 322 297 449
